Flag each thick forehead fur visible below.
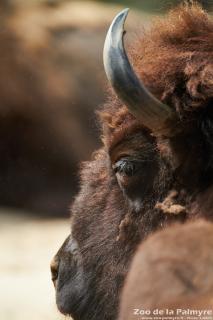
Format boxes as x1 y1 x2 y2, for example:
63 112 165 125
99 3 213 147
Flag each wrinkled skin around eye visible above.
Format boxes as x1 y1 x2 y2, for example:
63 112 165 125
113 154 159 204
113 159 142 176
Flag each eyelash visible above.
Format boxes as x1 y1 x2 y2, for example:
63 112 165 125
113 159 141 177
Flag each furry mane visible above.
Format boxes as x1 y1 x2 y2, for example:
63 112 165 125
100 2 213 140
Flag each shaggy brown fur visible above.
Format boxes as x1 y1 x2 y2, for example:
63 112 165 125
119 220 213 320
101 2 213 136
52 3 213 320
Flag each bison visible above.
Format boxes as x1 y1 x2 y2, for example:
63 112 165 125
119 220 213 320
0 1 109 216
51 3 213 320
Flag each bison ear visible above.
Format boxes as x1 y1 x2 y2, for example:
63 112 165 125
103 9 178 137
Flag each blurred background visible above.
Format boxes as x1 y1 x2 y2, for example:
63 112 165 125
0 1 212 319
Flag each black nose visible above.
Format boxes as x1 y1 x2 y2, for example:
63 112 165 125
50 255 59 287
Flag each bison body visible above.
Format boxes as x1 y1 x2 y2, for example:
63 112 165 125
119 220 213 320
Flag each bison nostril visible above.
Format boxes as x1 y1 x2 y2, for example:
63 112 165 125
50 256 59 286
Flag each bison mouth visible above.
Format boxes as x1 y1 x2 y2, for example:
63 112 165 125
51 235 89 319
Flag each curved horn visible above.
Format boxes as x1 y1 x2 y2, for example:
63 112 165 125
103 9 177 136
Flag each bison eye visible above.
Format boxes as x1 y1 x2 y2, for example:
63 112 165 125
113 159 140 176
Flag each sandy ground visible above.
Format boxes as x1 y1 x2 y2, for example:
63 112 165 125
0 208 71 320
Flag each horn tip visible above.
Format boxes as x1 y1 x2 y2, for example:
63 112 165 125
103 7 130 84
119 8 130 20
112 8 130 24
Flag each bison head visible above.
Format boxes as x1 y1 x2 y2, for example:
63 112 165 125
51 3 213 320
